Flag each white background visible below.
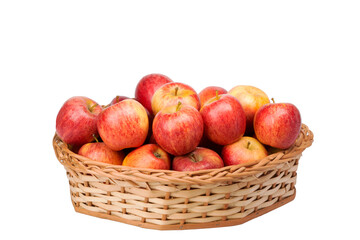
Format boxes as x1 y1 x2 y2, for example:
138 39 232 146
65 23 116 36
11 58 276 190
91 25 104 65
1 0 359 239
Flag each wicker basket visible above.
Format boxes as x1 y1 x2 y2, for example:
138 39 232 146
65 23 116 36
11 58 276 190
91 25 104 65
53 124 313 230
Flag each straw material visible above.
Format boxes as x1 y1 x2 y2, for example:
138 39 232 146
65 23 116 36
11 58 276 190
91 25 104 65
53 124 313 230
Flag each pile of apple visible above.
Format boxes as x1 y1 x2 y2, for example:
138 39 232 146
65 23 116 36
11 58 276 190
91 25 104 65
56 74 301 171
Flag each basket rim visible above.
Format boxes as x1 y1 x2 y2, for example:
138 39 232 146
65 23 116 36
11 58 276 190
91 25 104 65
53 124 313 184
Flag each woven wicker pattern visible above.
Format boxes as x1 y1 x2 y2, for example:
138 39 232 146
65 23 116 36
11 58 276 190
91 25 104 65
53 124 313 230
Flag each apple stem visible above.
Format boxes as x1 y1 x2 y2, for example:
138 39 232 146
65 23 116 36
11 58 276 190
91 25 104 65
247 142 251 149
89 103 98 112
174 87 179 96
216 90 220 100
190 153 198 163
176 101 182 112
115 96 119 103
271 98 275 103
93 134 99 143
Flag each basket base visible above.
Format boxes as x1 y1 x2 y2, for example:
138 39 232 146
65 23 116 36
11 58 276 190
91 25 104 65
72 190 296 230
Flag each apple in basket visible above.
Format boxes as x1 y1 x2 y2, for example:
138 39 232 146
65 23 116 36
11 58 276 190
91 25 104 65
172 147 224 171
222 136 268 166
151 82 200 115
254 101 301 149
200 93 246 145
153 102 203 156
56 96 103 146
97 99 149 151
229 85 270 135
78 141 125 165
135 73 173 116
198 86 227 108
122 144 171 170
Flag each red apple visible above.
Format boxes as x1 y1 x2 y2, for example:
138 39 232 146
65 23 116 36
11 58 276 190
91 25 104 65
200 94 246 145
153 102 203 156
151 82 200 115
221 136 268 166
122 144 171 170
97 99 149 151
78 142 125 165
56 96 103 146
135 73 173 115
228 85 270 134
109 95 129 106
254 102 301 149
199 86 227 108
173 147 224 171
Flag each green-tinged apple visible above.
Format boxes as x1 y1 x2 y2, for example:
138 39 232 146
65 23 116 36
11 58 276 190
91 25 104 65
78 142 125 165
199 86 227 108
97 99 149 151
151 82 200 115
122 144 171 170
135 73 173 115
56 96 103 146
172 147 224 171
153 102 203 156
229 85 270 134
200 93 246 145
254 102 301 149
222 136 268 166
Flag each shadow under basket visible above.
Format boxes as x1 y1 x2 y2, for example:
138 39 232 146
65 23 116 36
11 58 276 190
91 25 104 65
53 124 313 230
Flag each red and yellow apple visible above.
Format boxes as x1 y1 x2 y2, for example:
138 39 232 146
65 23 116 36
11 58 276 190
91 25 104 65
151 82 200 115
228 85 270 134
153 102 203 156
199 86 227 108
221 136 268 166
254 102 301 149
56 96 103 146
200 94 246 145
135 73 173 115
122 144 171 170
172 147 224 171
97 99 149 151
78 142 125 165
